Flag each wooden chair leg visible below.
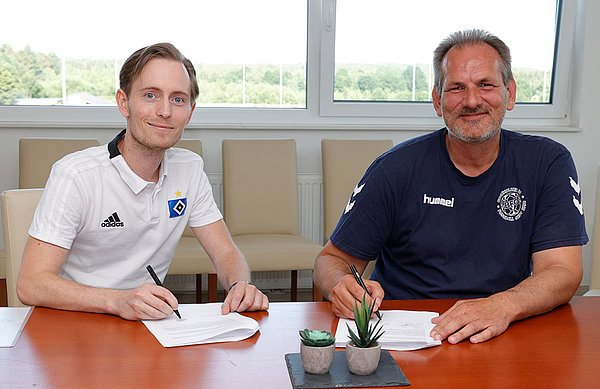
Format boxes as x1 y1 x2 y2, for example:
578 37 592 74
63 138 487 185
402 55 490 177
208 274 218 302
0 279 7 307
195 274 203 304
290 270 298 302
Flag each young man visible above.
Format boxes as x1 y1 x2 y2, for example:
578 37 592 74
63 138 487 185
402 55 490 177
313 30 587 344
17 43 268 320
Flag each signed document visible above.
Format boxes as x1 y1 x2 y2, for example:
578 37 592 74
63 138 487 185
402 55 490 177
142 303 259 348
335 310 442 351
0 306 33 348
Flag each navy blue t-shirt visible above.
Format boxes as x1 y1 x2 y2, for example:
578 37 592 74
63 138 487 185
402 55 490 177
330 129 588 300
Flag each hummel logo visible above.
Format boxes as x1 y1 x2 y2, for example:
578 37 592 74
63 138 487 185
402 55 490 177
344 199 355 214
101 212 124 228
569 177 580 195
572 196 584 215
353 183 365 196
344 183 366 214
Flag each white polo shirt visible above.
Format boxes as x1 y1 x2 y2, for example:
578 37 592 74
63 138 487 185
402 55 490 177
29 130 222 289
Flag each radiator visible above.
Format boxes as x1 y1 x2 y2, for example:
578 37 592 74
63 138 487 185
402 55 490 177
165 173 323 292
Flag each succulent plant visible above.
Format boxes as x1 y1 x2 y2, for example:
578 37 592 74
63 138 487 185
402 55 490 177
299 328 335 347
346 294 385 348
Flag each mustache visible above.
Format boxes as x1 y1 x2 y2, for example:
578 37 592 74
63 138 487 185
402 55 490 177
458 107 488 115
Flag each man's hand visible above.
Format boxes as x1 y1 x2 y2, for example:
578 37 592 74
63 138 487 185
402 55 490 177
330 275 384 319
112 283 180 321
221 282 269 314
430 294 516 344
431 246 583 344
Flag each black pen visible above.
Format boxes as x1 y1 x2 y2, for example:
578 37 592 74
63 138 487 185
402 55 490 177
349 265 382 320
146 265 181 319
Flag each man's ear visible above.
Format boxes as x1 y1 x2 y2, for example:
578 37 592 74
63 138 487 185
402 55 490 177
432 88 443 117
115 89 130 118
506 78 517 111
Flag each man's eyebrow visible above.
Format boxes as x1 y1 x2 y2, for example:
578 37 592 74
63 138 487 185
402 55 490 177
141 86 190 96
444 80 464 88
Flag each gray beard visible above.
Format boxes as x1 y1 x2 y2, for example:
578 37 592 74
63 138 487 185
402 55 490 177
445 124 501 143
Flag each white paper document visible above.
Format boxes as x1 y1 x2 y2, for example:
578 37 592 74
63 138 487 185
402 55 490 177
142 303 259 348
335 310 442 351
0 306 33 348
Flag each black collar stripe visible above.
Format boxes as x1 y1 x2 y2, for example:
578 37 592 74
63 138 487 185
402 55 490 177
108 129 126 159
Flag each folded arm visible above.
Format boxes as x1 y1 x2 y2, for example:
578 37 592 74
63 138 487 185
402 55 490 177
17 237 179 320
192 220 269 314
431 245 583 344
313 240 384 318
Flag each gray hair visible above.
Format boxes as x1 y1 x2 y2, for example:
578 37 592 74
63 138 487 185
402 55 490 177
433 29 513 95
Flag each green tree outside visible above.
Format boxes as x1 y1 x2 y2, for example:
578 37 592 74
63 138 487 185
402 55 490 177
0 44 551 107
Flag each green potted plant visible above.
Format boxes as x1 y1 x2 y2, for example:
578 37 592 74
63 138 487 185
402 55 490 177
299 329 336 374
345 294 385 375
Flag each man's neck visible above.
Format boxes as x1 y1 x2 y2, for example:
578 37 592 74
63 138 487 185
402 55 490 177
445 131 501 177
117 135 164 183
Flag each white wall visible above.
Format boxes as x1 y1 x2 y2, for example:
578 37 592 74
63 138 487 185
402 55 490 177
1 0 598 287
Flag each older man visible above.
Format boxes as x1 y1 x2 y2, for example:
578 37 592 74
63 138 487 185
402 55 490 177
313 29 587 344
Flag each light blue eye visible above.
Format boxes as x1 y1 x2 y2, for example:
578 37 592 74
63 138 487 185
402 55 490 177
145 92 156 99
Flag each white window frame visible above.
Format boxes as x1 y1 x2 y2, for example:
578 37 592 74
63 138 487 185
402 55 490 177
0 0 580 130
319 0 577 129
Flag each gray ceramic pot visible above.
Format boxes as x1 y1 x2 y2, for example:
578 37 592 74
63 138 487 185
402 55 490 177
300 342 336 374
345 341 381 375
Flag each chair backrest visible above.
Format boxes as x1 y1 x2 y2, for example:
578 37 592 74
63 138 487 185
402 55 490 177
590 164 600 290
174 139 203 238
19 138 100 189
321 139 393 242
222 139 298 236
1 189 44 306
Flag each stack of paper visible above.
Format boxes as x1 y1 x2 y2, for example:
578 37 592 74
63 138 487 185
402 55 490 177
0 306 33 348
142 303 259 348
335 310 442 351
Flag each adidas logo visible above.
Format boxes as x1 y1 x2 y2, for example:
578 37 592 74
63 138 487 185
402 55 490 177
101 212 124 228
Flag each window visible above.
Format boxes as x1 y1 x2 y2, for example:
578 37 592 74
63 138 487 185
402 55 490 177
332 0 557 104
0 0 307 109
320 0 574 127
0 0 577 129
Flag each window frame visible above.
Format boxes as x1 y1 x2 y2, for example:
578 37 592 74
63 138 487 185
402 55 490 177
319 0 576 129
0 0 580 131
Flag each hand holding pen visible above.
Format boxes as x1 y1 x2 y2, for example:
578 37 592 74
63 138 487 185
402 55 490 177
349 265 382 320
146 265 182 319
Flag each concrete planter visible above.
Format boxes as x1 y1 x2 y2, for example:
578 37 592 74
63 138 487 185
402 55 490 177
300 342 336 374
345 341 381 375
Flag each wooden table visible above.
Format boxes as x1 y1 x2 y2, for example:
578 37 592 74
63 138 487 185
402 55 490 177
1 297 599 388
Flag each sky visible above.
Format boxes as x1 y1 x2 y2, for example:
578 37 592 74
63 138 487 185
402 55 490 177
0 0 307 63
335 0 558 69
1 0 557 69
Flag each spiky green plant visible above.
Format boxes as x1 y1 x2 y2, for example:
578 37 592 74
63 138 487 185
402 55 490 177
299 329 335 347
346 294 385 348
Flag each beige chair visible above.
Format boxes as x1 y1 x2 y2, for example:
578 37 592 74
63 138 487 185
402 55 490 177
169 139 218 302
321 139 393 284
0 138 100 306
1 189 44 307
222 139 322 301
584 164 600 296
19 137 100 189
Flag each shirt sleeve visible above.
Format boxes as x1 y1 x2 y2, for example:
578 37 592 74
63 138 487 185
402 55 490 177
28 161 84 250
530 146 588 253
330 159 395 260
186 159 223 228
